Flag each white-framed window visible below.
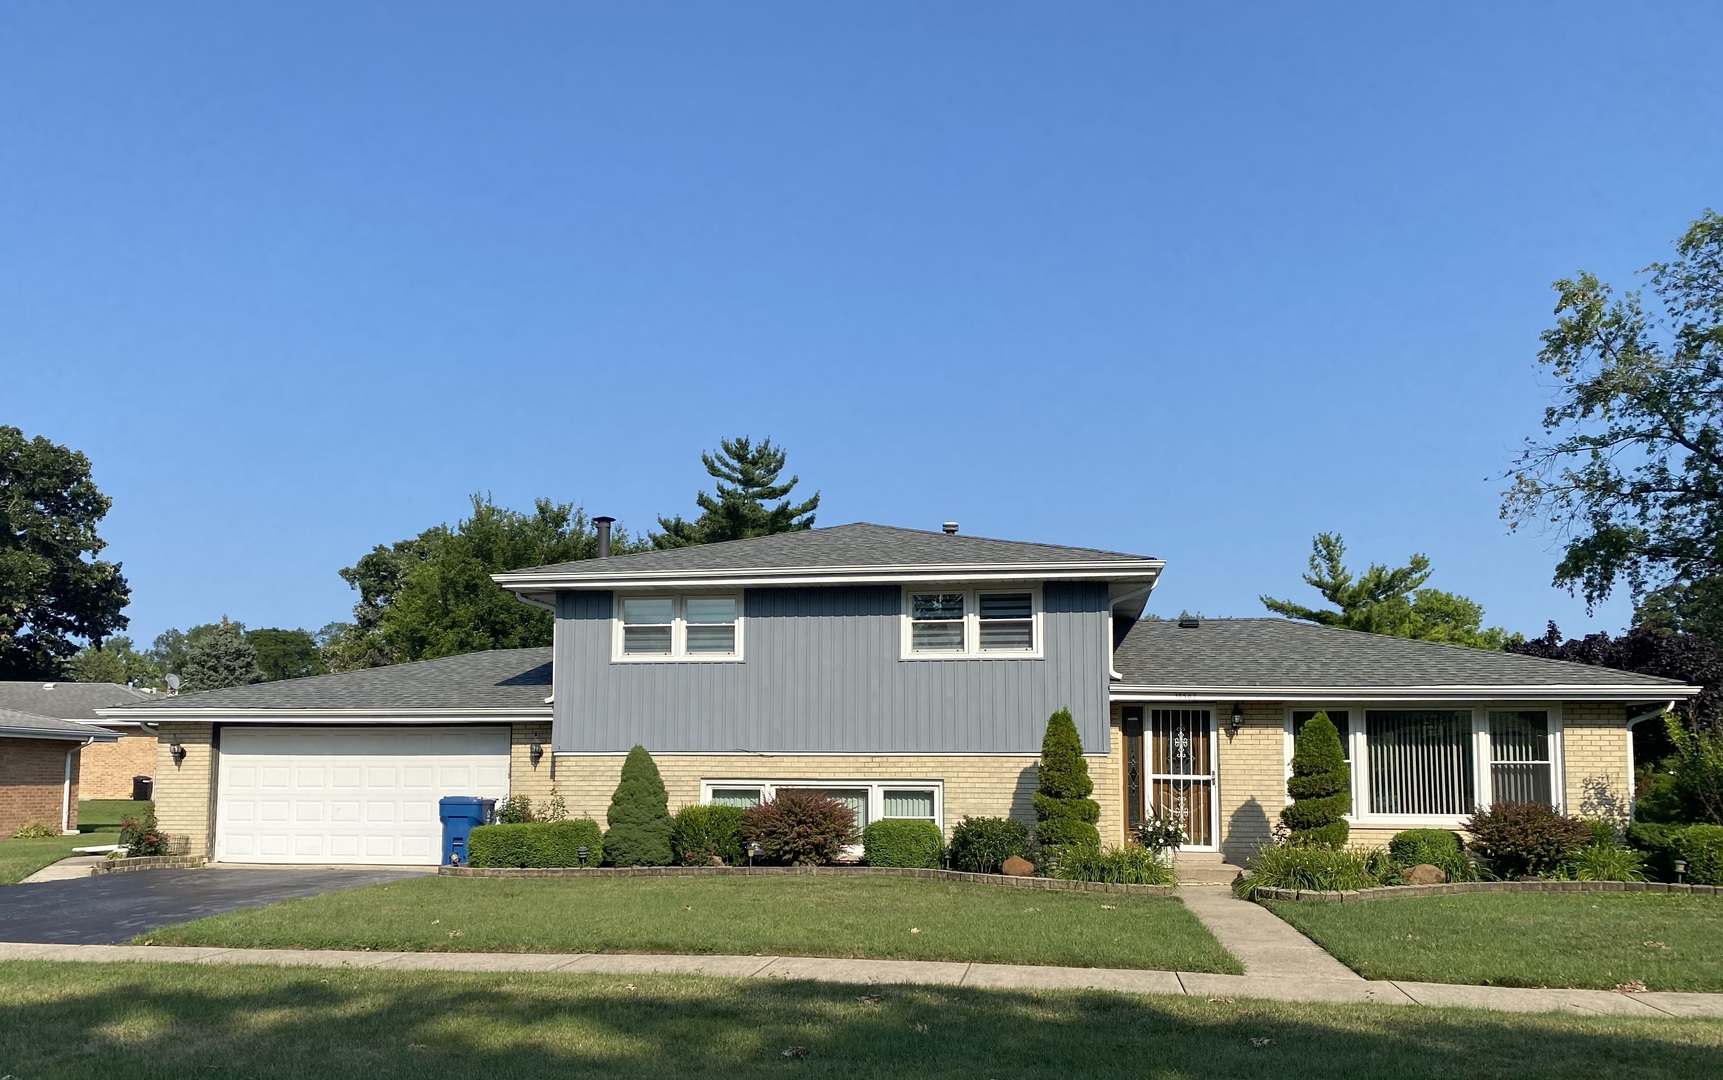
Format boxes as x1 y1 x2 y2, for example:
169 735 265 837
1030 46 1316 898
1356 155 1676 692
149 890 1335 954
900 586 1042 659
1283 704 1564 825
613 593 743 662
698 779 944 832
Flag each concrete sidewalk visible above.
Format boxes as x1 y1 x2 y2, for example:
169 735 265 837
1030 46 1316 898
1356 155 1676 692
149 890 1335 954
1178 885 1362 980
2 941 1718 1018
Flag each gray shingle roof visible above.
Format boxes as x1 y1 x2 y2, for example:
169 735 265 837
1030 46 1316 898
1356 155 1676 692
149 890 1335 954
0 681 154 720
103 649 552 714
0 706 121 741
1114 618 1693 692
500 522 1158 579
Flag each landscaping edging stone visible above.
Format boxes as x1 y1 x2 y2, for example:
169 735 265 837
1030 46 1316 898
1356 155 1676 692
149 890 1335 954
1253 879 1721 903
440 863 1179 895
89 856 207 875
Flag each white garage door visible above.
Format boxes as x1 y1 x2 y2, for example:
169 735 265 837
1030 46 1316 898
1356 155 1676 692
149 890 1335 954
215 726 511 866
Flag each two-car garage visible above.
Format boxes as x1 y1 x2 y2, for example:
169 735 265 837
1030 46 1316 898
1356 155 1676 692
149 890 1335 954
214 727 511 865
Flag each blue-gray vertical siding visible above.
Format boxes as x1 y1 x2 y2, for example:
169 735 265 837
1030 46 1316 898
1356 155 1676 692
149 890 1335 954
552 582 1111 754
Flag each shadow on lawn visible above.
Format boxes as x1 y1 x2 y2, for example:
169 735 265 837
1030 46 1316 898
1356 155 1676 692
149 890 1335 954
0 963 1718 1080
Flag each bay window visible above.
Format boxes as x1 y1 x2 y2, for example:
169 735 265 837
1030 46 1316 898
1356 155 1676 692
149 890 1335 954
902 586 1041 658
614 593 742 661
1285 705 1561 823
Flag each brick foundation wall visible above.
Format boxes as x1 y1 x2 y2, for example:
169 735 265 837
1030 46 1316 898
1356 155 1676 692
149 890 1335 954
549 752 1055 835
78 734 158 799
0 738 79 835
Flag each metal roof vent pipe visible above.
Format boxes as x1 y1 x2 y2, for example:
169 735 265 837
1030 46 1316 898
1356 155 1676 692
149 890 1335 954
594 516 615 559
942 521 959 535
1178 615 1201 629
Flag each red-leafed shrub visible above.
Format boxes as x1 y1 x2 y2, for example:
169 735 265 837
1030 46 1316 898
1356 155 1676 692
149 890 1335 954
740 789 858 866
1465 801 1590 878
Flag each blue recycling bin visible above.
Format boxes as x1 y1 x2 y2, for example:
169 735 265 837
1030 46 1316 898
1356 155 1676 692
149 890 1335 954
439 796 495 866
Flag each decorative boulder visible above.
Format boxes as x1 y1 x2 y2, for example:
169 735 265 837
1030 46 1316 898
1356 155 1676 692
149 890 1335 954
1406 863 1448 885
1001 856 1035 877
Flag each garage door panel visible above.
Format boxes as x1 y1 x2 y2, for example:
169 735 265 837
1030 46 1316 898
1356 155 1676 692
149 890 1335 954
216 726 510 866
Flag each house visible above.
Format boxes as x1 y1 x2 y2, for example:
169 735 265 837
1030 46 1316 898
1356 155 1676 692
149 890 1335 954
101 522 1700 866
0 682 162 800
0 707 118 835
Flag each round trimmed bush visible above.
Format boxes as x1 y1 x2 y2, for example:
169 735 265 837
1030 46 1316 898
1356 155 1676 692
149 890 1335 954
861 819 944 868
740 789 857 865
670 804 746 866
946 815 1030 873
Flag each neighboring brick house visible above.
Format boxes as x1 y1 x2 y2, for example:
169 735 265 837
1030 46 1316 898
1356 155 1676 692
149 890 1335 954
0 708 118 835
0 682 161 800
101 522 1702 867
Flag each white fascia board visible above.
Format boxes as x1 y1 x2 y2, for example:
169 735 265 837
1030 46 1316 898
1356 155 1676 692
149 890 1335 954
492 560 1165 592
1109 684 1703 703
92 707 552 722
2 727 120 742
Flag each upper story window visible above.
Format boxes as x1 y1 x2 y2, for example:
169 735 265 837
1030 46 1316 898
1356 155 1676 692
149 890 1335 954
901 586 1041 659
615 593 742 661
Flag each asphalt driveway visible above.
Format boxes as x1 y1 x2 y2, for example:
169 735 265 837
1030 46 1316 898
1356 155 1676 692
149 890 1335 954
0 868 420 945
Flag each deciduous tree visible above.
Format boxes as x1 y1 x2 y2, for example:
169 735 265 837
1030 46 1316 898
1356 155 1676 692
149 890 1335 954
0 427 130 678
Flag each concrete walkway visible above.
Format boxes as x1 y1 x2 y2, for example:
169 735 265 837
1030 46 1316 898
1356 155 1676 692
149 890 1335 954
1 941 1718 1018
19 855 108 884
1178 884 1362 981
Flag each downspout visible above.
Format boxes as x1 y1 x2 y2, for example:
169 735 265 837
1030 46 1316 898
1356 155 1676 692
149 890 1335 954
1624 701 1677 819
62 738 93 835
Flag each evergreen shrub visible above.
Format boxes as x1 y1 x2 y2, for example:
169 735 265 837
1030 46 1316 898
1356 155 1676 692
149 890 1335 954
861 819 944 868
740 789 857 865
468 819 603 868
1033 708 1100 851
670 804 746 866
1674 824 1723 885
1465 801 1590 878
603 745 674 867
1282 712 1350 848
946 816 1031 873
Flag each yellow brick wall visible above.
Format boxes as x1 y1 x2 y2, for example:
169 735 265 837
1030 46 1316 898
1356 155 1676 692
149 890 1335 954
1561 701 1633 825
550 752 1055 835
1214 702 1286 864
152 722 215 857
509 721 556 808
77 734 158 799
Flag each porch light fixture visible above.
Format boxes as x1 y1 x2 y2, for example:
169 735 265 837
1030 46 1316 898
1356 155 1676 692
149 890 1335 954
1230 704 1244 733
1675 858 1688 884
529 742 544 766
577 845 590 868
748 841 762 868
169 741 187 766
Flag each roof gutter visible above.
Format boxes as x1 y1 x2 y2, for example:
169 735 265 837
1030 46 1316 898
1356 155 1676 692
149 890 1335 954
2 725 122 742
1109 684 1704 703
94 707 553 721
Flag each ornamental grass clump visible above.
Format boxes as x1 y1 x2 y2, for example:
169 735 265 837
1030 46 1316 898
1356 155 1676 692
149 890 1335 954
740 789 857 865
1055 845 1176 885
1464 800 1591 879
603 745 674 867
1033 708 1100 851
1235 845 1397 898
1282 712 1350 849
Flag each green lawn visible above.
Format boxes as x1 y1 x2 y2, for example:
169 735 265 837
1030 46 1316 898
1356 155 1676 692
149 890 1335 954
141 874 1242 973
77 798 149 830
1 961 1718 1080
0 800 131 885
1266 893 1723 991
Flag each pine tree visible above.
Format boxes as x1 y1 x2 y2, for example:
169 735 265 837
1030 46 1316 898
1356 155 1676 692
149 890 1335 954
603 745 674 866
653 436 819 548
1282 712 1352 848
1032 708 1101 849
180 617 263 693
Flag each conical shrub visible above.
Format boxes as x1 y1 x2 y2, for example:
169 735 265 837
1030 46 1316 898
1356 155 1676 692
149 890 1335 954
1281 712 1351 848
603 745 674 866
1033 708 1101 850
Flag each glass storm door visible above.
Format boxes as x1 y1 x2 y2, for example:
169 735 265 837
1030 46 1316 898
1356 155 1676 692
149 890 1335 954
1150 708 1216 849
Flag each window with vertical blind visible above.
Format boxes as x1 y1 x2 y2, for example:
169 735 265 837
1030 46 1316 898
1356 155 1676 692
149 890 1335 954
1286 705 1562 822
614 593 742 660
699 780 943 829
902 586 1041 658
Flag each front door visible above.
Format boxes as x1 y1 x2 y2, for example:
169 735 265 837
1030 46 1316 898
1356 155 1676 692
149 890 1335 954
1122 707 1217 850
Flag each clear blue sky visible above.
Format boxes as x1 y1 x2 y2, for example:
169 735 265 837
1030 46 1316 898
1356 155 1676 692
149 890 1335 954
4 3 1720 648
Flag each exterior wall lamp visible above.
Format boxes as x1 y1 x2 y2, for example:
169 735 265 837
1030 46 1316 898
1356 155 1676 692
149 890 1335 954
1230 704 1244 733
169 741 187 766
529 742 544 766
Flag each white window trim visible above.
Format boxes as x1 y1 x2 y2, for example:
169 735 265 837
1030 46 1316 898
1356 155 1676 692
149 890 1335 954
1281 703 1566 828
899 584 1043 660
612 592 744 663
699 779 945 831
